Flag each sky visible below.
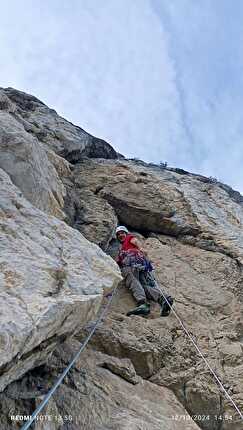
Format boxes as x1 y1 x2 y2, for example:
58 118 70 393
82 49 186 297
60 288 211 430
1 0 243 193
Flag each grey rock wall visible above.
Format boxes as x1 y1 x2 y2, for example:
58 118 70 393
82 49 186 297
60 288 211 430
1 87 243 429
0 167 121 392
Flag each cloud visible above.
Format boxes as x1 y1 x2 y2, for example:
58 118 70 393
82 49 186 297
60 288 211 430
1 0 243 193
152 0 243 192
0 1 193 161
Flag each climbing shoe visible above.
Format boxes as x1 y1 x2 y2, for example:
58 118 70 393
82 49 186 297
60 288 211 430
127 303 150 317
159 296 174 317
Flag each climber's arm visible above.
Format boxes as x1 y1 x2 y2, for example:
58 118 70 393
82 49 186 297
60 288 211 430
130 237 148 257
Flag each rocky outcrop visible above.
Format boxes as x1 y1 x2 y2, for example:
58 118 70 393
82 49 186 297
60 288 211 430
86 236 242 429
99 355 140 384
0 341 201 430
71 158 243 263
63 179 118 249
67 159 243 428
0 106 66 219
0 87 118 162
72 159 200 237
1 87 243 430
0 166 121 392
0 88 119 220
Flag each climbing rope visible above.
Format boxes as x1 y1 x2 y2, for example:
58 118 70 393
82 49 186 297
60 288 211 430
20 268 243 428
157 273 243 422
20 283 119 430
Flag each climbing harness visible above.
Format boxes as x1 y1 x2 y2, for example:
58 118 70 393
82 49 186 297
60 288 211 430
20 283 119 430
157 274 243 422
118 250 149 269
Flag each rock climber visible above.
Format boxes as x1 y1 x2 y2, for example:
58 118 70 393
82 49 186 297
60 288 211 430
115 225 174 317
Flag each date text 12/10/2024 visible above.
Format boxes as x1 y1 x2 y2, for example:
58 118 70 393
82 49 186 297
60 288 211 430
171 414 233 422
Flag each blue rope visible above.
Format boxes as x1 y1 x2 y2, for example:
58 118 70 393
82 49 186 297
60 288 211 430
21 285 118 430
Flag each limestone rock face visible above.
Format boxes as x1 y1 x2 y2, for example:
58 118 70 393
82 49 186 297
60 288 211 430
72 158 243 264
0 88 118 220
99 355 140 384
0 341 201 430
0 87 118 161
0 106 66 219
1 88 243 430
68 158 243 429
0 167 121 392
73 159 201 236
82 235 243 429
63 181 118 250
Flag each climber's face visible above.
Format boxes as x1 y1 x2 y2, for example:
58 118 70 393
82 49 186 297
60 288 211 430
116 231 127 242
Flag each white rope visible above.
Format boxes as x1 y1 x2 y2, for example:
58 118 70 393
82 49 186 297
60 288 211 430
20 267 243 428
20 283 119 430
158 273 243 421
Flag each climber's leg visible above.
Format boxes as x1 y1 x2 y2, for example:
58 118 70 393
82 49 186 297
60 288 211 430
159 295 174 317
139 271 163 301
121 266 150 316
139 271 174 317
121 266 147 303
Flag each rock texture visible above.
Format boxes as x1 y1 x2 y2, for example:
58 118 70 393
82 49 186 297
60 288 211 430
0 88 243 430
0 106 66 219
69 158 243 429
0 87 118 161
0 166 121 392
0 87 118 219
92 237 242 429
0 341 200 430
